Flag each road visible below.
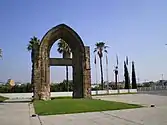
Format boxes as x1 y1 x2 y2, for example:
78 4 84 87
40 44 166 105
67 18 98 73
138 89 167 96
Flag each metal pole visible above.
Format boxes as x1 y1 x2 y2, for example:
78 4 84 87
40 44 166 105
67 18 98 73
161 74 164 80
95 64 98 85
95 55 98 95
115 54 119 93
106 55 109 94
117 69 119 93
114 68 118 93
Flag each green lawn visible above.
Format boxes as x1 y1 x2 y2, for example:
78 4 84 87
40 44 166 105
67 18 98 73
34 98 142 115
0 95 8 102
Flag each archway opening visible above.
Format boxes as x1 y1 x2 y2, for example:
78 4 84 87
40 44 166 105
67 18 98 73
50 39 73 92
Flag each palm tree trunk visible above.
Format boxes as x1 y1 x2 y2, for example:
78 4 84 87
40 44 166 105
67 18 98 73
66 66 69 91
99 57 104 90
31 63 34 96
31 51 34 97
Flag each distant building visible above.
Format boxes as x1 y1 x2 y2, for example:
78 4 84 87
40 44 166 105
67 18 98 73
156 80 167 86
7 79 15 87
91 84 99 88
15 82 22 86
0 81 5 85
108 81 125 89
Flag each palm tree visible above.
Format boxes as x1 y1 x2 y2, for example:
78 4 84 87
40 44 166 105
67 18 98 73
27 36 40 97
57 39 71 91
0 49 2 58
94 42 108 90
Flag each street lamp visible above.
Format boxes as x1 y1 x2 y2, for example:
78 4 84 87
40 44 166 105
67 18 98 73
114 66 119 92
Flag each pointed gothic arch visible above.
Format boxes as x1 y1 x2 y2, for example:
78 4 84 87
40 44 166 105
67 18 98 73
33 24 91 100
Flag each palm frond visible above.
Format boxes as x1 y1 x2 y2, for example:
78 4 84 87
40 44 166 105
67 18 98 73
57 48 63 54
94 42 108 57
27 36 40 51
57 39 71 54
104 45 109 49
104 50 108 53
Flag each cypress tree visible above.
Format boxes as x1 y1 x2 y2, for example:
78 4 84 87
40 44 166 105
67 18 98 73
124 61 130 89
132 61 137 89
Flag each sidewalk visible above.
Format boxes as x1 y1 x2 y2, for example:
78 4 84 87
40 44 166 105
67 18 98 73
39 106 167 125
1 94 167 125
93 94 167 107
38 94 167 125
0 101 40 125
0 103 31 125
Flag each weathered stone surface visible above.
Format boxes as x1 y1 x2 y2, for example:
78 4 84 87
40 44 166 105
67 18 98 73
32 24 91 100
49 58 72 66
84 46 92 98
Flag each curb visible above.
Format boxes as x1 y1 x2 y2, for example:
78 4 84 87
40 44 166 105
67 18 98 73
29 102 42 125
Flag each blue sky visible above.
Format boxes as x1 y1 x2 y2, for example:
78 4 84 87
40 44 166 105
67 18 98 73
0 0 167 83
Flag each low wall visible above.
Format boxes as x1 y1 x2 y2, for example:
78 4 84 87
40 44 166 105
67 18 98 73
0 89 137 99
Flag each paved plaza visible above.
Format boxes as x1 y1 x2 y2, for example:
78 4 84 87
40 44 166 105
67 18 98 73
0 103 31 125
0 93 167 125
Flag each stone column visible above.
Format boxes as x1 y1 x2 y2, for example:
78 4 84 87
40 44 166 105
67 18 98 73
40 46 51 100
33 45 41 100
33 61 40 100
72 48 84 98
83 46 92 98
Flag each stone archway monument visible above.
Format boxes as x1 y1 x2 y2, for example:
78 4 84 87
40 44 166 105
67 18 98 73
33 24 91 100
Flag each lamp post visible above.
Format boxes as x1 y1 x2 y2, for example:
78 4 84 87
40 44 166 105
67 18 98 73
114 66 119 93
94 54 98 95
114 54 119 93
161 74 164 80
106 54 109 93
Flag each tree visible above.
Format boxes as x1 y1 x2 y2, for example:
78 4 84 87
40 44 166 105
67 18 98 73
94 42 108 90
124 61 130 89
57 39 71 91
132 61 137 89
0 48 2 58
27 36 40 96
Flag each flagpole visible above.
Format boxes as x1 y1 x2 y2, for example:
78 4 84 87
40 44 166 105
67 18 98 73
116 54 119 93
106 54 109 93
95 62 98 86
94 54 98 94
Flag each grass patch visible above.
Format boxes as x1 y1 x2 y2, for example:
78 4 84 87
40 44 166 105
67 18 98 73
34 98 142 115
0 95 8 102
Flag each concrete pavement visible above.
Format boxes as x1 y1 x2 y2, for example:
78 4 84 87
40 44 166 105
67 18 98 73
93 94 167 107
1 94 167 125
0 103 31 125
38 94 167 125
0 102 40 125
39 106 167 125
138 90 167 96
